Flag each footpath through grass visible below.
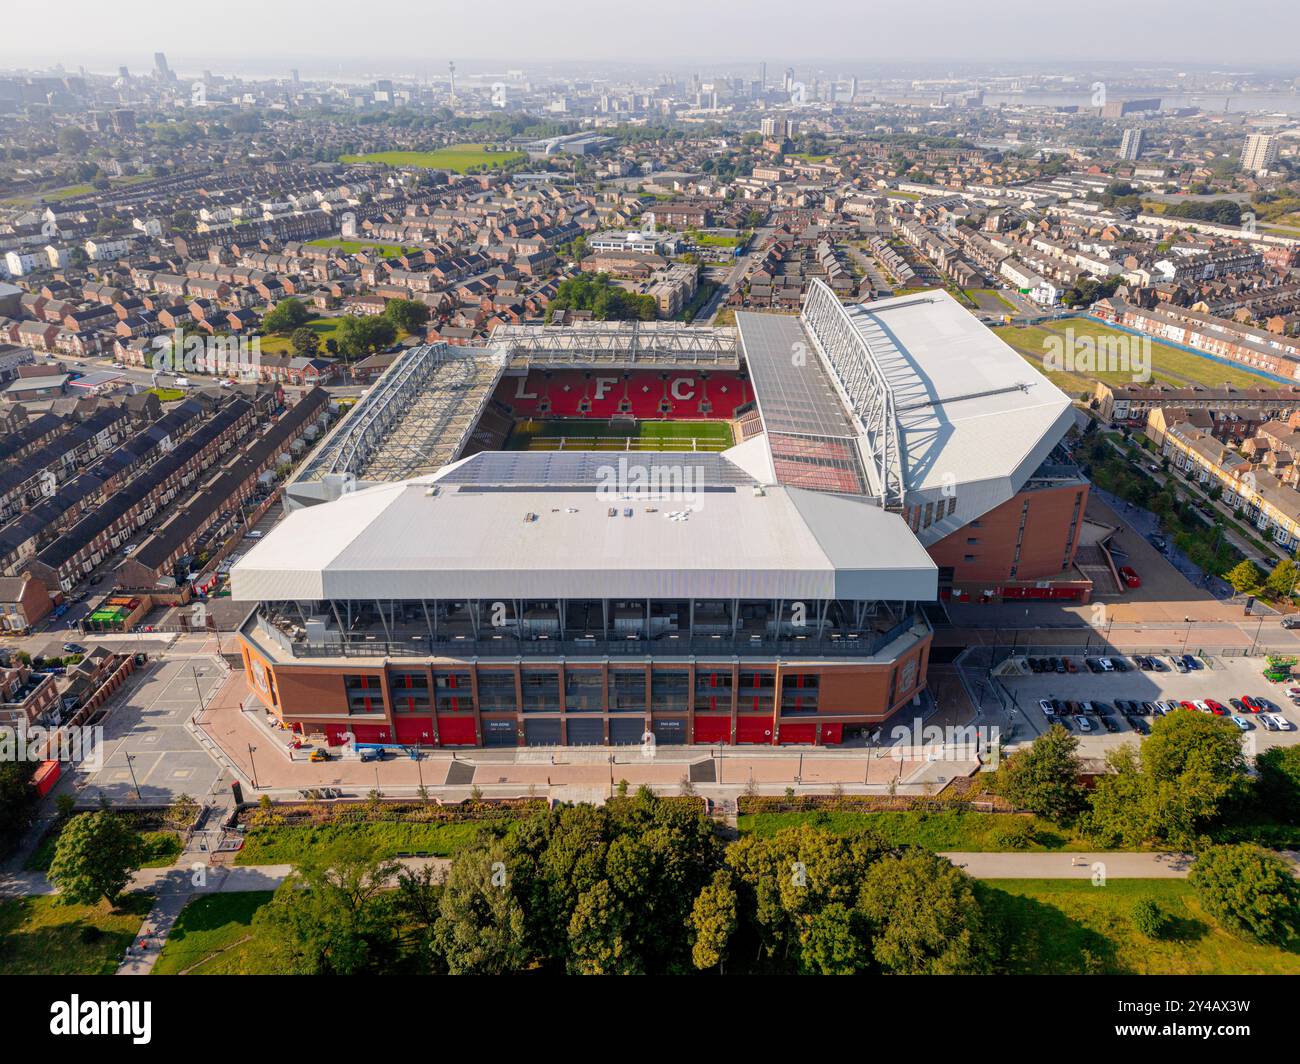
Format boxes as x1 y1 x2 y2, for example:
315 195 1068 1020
982 879 1300 974
235 819 497 865
152 891 277 975
0 894 152 975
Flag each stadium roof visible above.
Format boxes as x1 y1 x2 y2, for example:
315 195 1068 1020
232 458 937 603
735 288 1075 542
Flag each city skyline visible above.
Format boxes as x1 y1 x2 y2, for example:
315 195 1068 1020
3 0 1300 70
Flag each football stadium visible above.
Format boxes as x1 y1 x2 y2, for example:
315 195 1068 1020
232 281 1088 748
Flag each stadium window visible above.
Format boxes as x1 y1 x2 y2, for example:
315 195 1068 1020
963 554 976 563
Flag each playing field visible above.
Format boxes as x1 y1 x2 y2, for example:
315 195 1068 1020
339 144 526 172
506 418 735 452
998 317 1291 398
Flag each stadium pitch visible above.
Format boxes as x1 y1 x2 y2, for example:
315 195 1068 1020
505 418 735 452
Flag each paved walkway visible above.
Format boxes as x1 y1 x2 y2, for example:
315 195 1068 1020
943 850 1300 879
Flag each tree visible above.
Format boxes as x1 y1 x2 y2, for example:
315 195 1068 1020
858 851 996 974
1255 745 1300 822
689 869 737 972
48 811 143 906
433 841 532 974
1266 559 1299 600
1189 844 1300 945
254 840 400 974
336 315 396 362
1225 559 1262 595
261 298 311 334
568 879 640 974
798 902 872 974
1131 898 1174 940
290 327 320 358
162 793 199 832
1085 713 1246 848
994 723 1087 822
383 298 430 334
0 760 39 859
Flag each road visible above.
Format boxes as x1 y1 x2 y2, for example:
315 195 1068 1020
704 226 773 324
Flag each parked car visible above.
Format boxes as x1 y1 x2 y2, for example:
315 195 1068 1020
1129 717 1150 735
1097 658 1115 673
1039 699 1055 716
1229 716 1253 732
1172 657 1188 674
1282 615 1300 630
1074 715 1092 732
1182 654 1202 671
1119 565 1141 588
1205 699 1226 716
308 749 330 762
62 642 84 654
1241 695 1263 713
1261 714 1280 732
1264 713 1294 731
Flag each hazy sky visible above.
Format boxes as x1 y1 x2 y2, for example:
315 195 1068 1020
2 0 1298 72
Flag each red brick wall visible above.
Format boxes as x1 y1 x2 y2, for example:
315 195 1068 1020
928 483 1087 584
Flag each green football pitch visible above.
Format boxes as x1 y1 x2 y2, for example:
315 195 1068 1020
505 419 735 452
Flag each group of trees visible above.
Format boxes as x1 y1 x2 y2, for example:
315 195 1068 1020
248 791 1002 976
264 297 429 365
545 272 657 323
1225 557 1298 601
996 722 1300 945
997 713 1288 852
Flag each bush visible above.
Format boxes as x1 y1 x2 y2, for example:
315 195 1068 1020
1130 899 1173 940
989 819 1037 850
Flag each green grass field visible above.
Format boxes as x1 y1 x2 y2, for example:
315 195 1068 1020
737 810 1094 851
0 894 152 975
981 879 1300 974
998 317 1289 398
152 892 278 975
307 237 423 257
235 820 496 865
339 144 526 172
506 418 735 452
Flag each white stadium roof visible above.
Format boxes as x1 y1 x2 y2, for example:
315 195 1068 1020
231 454 937 603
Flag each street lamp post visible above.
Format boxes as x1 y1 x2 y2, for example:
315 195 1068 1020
247 744 258 789
124 752 142 801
